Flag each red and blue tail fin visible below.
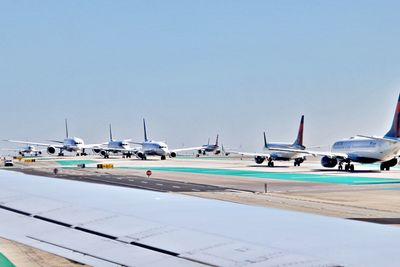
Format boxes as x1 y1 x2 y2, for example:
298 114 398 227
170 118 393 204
293 115 304 146
384 93 400 138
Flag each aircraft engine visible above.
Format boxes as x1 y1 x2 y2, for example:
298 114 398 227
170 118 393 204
198 150 202 154
254 156 266 164
137 152 144 159
215 150 221 155
383 158 398 168
100 150 108 157
321 156 337 168
47 146 56 154
92 148 101 154
170 152 177 158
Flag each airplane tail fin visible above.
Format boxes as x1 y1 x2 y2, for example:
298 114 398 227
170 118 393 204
143 119 148 142
263 132 268 148
215 134 219 146
65 119 69 138
293 115 304 146
109 124 113 141
384 93 400 138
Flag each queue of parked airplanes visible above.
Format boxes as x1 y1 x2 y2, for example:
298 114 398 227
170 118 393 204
3 93 400 172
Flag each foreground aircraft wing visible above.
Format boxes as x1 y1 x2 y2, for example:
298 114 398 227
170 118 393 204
0 170 399 266
5 140 64 149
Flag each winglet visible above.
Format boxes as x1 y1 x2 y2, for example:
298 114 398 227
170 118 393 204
143 118 148 142
384 93 400 138
65 119 69 138
263 132 268 148
109 124 113 141
293 115 304 146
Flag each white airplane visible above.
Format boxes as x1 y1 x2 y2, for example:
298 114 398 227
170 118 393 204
229 115 307 167
1 145 43 157
268 94 400 171
133 119 200 160
7 119 97 156
92 124 138 158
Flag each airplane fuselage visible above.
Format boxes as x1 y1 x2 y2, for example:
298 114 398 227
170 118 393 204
331 137 400 163
142 141 169 156
201 144 219 153
107 140 131 152
264 143 305 161
62 137 85 152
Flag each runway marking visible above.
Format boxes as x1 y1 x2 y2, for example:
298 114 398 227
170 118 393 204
125 167 400 185
128 179 134 181
191 189 200 191
172 186 181 189
117 177 122 180
156 183 163 186
141 181 148 184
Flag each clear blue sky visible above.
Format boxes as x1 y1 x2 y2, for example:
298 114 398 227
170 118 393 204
0 1 399 151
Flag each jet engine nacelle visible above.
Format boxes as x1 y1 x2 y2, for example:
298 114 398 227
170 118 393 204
321 156 338 168
383 158 398 168
214 150 221 155
255 156 266 164
170 152 177 158
92 148 101 154
47 146 56 155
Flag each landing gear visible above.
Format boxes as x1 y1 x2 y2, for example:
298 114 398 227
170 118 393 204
58 152 64 156
161 155 166 160
267 160 274 167
344 163 354 172
294 159 303 167
141 155 147 160
338 162 343 171
380 164 390 171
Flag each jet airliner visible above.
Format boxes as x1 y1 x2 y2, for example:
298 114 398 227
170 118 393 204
269 94 400 171
7 120 97 156
92 124 138 158
133 119 203 160
229 116 307 167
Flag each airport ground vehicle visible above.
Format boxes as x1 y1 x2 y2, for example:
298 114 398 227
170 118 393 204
4 160 13 167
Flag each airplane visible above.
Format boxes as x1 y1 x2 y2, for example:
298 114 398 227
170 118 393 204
92 124 138 158
228 115 307 167
6 119 97 156
1 145 43 157
133 119 200 160
195 135 220 156
268 93 400 171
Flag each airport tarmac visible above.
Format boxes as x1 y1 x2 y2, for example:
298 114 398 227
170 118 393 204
4 155 400 227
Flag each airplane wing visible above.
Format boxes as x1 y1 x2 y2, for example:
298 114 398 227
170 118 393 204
171 146 205 153
0 170 399 266
97 147 140 153
226 150 270 158
356 135 400 144
5 140 64 149
266 147 348 159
